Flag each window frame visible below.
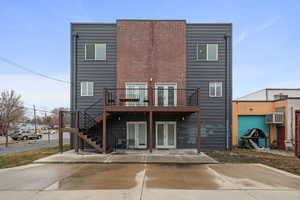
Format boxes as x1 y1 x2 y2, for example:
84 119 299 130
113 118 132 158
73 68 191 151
196 43 219 61
80 81 94 97
209 82 223 97
85 43 106 61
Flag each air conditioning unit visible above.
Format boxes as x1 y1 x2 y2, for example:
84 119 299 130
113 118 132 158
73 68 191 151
265 112 284 124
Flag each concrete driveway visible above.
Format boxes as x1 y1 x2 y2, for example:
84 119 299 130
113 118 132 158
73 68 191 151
1 163 300 200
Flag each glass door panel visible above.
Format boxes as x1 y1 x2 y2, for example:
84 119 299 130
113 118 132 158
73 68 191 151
155 84 177 106
127 123 135 148
138 123 146 147
157 87 164 106
157 123 165 146
167 86 175 106
167 123 175 146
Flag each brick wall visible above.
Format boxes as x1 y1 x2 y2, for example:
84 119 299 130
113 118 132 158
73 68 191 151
116 20 186 89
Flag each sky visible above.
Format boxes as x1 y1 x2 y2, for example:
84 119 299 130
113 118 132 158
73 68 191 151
0 0 300 112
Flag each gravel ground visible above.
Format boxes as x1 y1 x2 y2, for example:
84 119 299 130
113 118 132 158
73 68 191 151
0 133 70 155
206 149 300 176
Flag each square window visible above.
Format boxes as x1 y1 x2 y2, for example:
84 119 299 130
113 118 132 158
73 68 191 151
81 82 94 96
207 44 218 61
209 82 222 97
85 43 106 60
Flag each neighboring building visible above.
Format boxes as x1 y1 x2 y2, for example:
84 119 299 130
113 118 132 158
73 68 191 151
238 88 300 101
69 20 232 153
233 88 300 150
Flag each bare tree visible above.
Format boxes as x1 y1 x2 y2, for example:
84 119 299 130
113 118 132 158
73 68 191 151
0 90 24 147
41 107 69 128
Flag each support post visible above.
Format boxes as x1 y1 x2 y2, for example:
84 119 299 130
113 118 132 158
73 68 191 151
58 111 63 153
75 111 80 153
149 111 153 153
196 110 201 153
102 111 107 153
102 88 107 106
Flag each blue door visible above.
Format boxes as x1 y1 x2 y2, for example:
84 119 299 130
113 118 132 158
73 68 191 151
238 116 269 147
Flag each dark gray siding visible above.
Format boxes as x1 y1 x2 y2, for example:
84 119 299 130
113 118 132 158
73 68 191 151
70 23 117 147
185 24 232 150
70 23 116 115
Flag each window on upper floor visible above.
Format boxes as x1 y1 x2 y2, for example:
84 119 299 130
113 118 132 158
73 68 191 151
85 43 106 60
197 44 218 61
81 81 94 96
209 82 222 97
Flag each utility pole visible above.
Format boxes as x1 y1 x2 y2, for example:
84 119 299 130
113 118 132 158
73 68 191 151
45 112 50 144
33 105 37 134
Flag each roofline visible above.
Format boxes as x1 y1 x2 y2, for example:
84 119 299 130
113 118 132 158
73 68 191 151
117 19 186 22
237 88 266 99
265 88 300 90
71 22 116 25
232 97 300 103
237 88 300 100
70 21 232 26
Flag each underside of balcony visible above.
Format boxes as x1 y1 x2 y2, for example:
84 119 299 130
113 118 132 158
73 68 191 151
103 105 199 113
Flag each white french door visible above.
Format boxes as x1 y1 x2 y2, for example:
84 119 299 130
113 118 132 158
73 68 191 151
155 84 177 106
127 122 147 149
126 83 147 106
156 121 176 148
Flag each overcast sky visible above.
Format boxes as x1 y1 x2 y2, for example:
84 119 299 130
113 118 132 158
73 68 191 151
0 0 300 111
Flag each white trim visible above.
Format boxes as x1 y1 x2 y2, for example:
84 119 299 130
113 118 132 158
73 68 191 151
126 121 147 149
206 44 218 61
155 83 177 106
84 43 106 61
80 81 94 96
125 82 148 106
209 81 222 98
155 121 177 149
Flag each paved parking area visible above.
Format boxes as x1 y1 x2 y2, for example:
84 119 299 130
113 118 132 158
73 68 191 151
1 163 300 200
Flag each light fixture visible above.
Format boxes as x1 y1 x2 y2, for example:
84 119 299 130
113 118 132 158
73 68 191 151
182 117 185 121
118 116 121 121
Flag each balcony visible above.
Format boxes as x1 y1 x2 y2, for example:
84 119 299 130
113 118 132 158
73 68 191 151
103 88 200 112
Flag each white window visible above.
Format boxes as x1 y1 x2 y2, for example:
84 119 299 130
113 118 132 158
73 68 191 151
85 43 106 60
126 83 147 106
209 82 222 97
81 82 94 96
197 44 218 61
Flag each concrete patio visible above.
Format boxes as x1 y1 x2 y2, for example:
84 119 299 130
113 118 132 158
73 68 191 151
34 149 218 164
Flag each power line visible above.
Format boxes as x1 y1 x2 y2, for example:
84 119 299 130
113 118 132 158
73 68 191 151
0 56 70 84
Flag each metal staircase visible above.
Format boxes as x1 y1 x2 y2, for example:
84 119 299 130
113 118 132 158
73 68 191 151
59 98 109 153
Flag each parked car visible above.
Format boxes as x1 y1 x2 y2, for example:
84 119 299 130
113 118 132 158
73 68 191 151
42 130 56 134
10 130 42 141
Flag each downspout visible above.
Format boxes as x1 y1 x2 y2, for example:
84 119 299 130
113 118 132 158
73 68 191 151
71 32 79 148
73 32 79 111
224 33 231 150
